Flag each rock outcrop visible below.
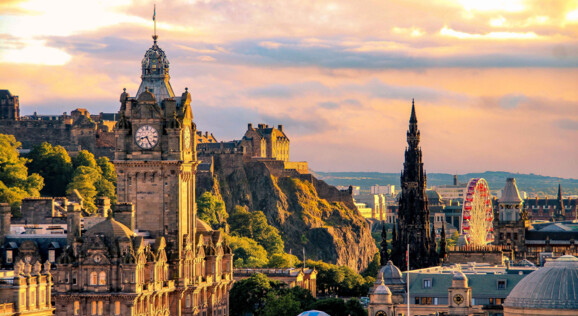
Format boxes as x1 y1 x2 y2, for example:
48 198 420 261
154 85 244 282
197 154 377 272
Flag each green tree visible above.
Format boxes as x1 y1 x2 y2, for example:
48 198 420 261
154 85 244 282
307 298 347 316
67 166 99 213
72 150 97 169
362 252 381 278
261 292 301 316
0 134 44 211
226 234 269 268
305 260 369 297
96 156 117 185
229 206 284 255
67 151 117 212
345 298 367 316
266 252 301 268
447 231 460 247
229 273 273 316
27 142 73 197
197 192 228 228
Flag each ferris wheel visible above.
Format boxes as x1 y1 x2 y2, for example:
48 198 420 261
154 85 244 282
461 178 494 246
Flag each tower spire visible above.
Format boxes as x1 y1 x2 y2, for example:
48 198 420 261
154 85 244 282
410 98 417 124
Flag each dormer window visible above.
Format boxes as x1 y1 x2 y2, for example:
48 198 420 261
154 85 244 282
48 250 55 263
423 278 432 288
497 279 507 290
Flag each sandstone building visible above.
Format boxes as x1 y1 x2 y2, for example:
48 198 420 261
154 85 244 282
0 90 19 121
0 105 116 159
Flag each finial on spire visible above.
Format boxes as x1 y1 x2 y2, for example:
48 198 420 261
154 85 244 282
123 88 126 93
410 99 417 124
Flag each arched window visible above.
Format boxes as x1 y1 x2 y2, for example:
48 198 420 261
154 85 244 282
91 301 97 315
74 301 80 315
99 271 106 285
97 301 103 315
90 272 97 285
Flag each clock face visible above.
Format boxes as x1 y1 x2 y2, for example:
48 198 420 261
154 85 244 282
453 294 464 305
94 255 102 263
183 126 191 150
135 125 159 149
375 311 387 316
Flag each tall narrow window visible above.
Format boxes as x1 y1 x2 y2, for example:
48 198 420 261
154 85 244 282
114 301 121 315
99 271 106 285
74 301 80 315
48 250 55 262
90 272 98 285
98 301 103 315
92 301 97 315
6 250 12 264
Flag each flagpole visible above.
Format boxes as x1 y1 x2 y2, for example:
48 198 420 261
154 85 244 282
407 243 410 316
153 4 157 41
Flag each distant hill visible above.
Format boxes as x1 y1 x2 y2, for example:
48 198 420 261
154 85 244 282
313 171 578 197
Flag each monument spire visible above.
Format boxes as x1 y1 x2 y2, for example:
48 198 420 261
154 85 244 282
393 100 438 270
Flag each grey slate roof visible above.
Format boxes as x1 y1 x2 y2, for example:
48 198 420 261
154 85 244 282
500 178 522 203
505 255 578 310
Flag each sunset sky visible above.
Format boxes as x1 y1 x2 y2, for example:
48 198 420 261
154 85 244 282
1 0 577 178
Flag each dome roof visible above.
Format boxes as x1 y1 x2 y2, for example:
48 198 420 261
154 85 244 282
376 260 404 285
136 39 175 103
85 217 134 240
374 283 392 295
504 255 578 310
137 87 157 103
297 311 331 316
196 218 213 233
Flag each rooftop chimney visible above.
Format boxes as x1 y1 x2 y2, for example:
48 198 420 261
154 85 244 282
66 203 82 244
453 175 458 186
0 203 11 244
114 203 135 231
278 124 283 131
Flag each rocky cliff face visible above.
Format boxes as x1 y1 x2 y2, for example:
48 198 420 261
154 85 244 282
197 154 377 272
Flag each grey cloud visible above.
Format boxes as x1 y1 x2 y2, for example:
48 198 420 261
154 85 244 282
318 101 339 109
556 119 578 130
500 94 527 109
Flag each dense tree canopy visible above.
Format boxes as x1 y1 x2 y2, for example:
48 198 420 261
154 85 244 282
304 260 372 297
66 150 117 213
230 273 318 316
229 206 284 255
226 234 269 268
27 142 73 197
0 135 44 211
230 273 273 316
197 192 228 229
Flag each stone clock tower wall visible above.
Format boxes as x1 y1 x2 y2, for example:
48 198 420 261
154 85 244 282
113 36 198 260
114 89 197 258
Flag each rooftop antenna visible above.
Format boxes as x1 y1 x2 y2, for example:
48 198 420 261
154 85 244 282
152 4 158 44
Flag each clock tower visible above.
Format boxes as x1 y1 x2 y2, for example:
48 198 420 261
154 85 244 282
114 34 197 263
